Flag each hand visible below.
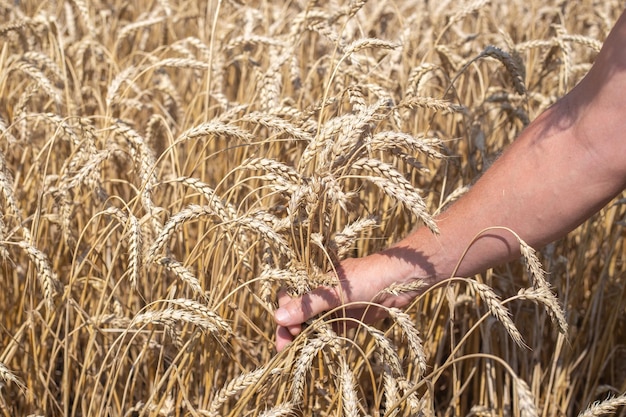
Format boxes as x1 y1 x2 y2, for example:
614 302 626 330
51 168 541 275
273 248 433 352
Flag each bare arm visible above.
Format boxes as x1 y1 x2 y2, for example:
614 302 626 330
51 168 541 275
274 10 626 352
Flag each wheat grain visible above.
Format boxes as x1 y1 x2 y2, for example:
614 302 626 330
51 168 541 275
382 279 428 297
115 15 166 50
241 112 313 142
367 326 403 375
0 116 17 144
0 20 29 37
227 34 287 51
106 66 138 107
173 176 238 221
398 95 466 114
22 51 64 85
0 151 30 241
127 213 143 290
405 63 440 97
331 216 377 259
112 121 161 235
368 131 445 159
258 47 287 111
70 0 96 38
239 157 301 193
344 38 398 57
481 45 526 95
290 324 340 404
518 239 550 290
395 376 422 412
132 305 230 336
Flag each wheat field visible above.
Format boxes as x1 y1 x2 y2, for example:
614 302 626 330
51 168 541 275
0 0 625 416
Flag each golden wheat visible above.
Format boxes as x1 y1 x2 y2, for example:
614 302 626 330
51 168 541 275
0 1 624 415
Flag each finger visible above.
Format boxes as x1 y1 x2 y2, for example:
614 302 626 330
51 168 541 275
275 324 294 352
277 290 304 337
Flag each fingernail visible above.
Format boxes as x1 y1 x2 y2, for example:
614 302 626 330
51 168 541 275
275 308 291 324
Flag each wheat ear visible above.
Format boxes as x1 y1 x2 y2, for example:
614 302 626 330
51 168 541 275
467 280 525 348
258 402 294 417
339 356 359 417
18 241 61 311
387 307 428 378
0 361 26 393
351 158 438 233
207 367 270 417
578 394 626 417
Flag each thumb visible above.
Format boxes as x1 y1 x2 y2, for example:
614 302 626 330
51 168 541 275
274 285 343 329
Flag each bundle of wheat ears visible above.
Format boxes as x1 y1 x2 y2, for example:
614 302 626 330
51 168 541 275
0 0 625 416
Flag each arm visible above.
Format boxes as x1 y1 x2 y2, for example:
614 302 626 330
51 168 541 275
275 10 626 352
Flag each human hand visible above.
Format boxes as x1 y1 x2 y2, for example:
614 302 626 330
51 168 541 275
273 249 429 352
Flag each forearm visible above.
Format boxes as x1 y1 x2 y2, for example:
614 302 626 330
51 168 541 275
388 11 626 283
